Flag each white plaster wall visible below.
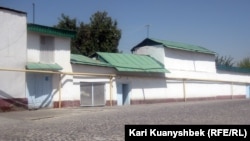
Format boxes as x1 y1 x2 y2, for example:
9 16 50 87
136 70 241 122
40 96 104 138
164 48 216 72
27 32 40 62
0 10 27 64
114 76 168 101
165 80 186 98
166 69 250 84
233 84 247 95
113 73 248 103
194 53 216 72
185 82 230 98
54 37 71 71
165 69 250 98
53 37 73 102
130 77 166 100
0 9 27 98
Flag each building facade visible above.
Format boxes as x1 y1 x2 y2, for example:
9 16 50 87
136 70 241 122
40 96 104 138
1 7 250 112
131 38 250 102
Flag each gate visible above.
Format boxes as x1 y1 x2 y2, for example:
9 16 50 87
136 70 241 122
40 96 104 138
80 82 105 106
26 73 53 109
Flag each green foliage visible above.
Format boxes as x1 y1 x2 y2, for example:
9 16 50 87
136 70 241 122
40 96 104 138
215 55 234 67
237 57 250 69
55 14 77 30
54 11 121 56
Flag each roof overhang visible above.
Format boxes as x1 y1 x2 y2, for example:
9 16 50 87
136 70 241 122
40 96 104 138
27 24 76 38
26 62 63 71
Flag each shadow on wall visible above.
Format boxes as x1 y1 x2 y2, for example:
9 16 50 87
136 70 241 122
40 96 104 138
0 90 28 112
52 74 80 108
26 73 79 110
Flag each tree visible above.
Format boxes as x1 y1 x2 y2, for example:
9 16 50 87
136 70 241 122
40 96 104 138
215 55 234 67
237 57 250 69
88 11 121 55
54 11 121 56
55 14 77 30
54 14 80 54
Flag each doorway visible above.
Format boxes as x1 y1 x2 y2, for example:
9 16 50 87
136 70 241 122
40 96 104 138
247 86 250 99
80 82 105 106
26 73 53 109
117 83 130 106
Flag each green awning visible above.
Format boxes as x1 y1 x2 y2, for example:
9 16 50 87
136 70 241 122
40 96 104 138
26 62 63 71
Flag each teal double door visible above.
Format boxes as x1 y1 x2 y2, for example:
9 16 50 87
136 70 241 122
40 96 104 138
26 73 53 109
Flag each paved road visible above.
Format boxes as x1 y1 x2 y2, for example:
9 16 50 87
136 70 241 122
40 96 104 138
0 99 250 141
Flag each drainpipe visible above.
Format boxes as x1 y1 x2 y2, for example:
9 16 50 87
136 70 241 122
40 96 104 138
183 79 186 102
59 73 62 108
231 82 233 99
109 76 113 106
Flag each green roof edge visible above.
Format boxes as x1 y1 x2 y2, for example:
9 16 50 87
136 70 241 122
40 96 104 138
27 23 76 38
132 38 216 55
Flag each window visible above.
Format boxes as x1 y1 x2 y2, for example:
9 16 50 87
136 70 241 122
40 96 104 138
40 36 54 63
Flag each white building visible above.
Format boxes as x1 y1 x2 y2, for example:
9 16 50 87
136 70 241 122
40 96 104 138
131 38 250 102
71 52 168 106
0 7 27 111
1 7 250 111
26 23 76 109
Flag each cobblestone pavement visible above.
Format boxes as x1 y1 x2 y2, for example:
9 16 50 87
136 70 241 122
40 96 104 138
0 99 250 141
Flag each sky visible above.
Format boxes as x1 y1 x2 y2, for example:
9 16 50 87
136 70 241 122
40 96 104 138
1 0 250 63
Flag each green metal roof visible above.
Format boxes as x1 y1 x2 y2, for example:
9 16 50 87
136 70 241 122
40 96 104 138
131 38 216 55
96 52 169 73
71 54 112 67
27 24 76 38
26 62 63 71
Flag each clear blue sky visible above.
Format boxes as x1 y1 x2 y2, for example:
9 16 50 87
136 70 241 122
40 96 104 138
1 0 250 63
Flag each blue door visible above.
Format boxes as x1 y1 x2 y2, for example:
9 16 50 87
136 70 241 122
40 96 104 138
246 86 250 99
27 73 53 109
117 83 130 106
122 84 130 105
117 83 123 106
